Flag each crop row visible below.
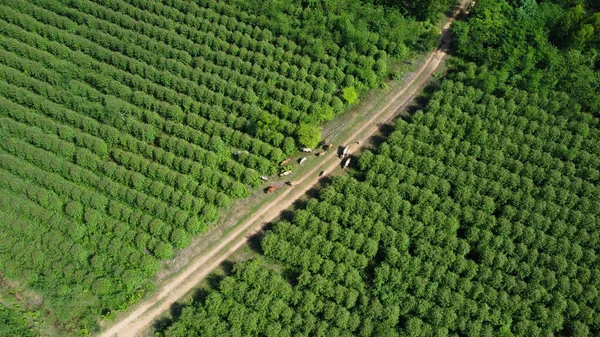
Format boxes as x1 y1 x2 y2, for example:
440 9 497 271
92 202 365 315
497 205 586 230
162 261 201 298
0 51 271 179
0 9 290 157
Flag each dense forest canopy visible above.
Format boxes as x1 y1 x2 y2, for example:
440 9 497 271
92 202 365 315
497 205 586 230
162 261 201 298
222 0 451 62
0 305 36 337
452 0 600 113
369 0 458 21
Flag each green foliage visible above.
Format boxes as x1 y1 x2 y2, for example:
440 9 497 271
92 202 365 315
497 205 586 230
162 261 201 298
0 0 450 333
499 325 515 337
0 305 35 337
296 123 321 149
208 135 225 153
153 242 174 260
64 200 84 221
281 137 296 155
92 278 113 296
316 106 335 123
452 0 600 113
170 228 190 249
342 86 359 105
159 72 600 337
403 0 458 21
156 0 600 334
232 0 439 58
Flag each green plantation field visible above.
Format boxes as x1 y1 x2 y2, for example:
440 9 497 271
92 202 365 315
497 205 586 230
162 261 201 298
157 0 600 333
159 76 600 336
0 0 446 334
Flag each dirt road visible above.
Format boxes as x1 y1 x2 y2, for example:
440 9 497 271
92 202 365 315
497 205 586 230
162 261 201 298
99 3 469 336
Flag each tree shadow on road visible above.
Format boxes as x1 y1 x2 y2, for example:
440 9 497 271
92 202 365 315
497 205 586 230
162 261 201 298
152 259 236 333
152 302 183 334
245 179 328 257
391 77 442 126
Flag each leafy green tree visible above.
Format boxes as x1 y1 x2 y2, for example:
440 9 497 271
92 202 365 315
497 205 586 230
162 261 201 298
296 123 321 149
92 278 113 296
153 241 174 260
170 228 190 249
316 106 335 123
0 305 36 337
64 200 84 221
342 86 359 105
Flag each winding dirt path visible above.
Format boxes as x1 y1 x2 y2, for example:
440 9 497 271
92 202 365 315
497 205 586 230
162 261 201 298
99 3 469 336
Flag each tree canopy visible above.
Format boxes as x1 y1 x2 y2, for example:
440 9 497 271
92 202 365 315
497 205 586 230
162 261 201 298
297 123 322 148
